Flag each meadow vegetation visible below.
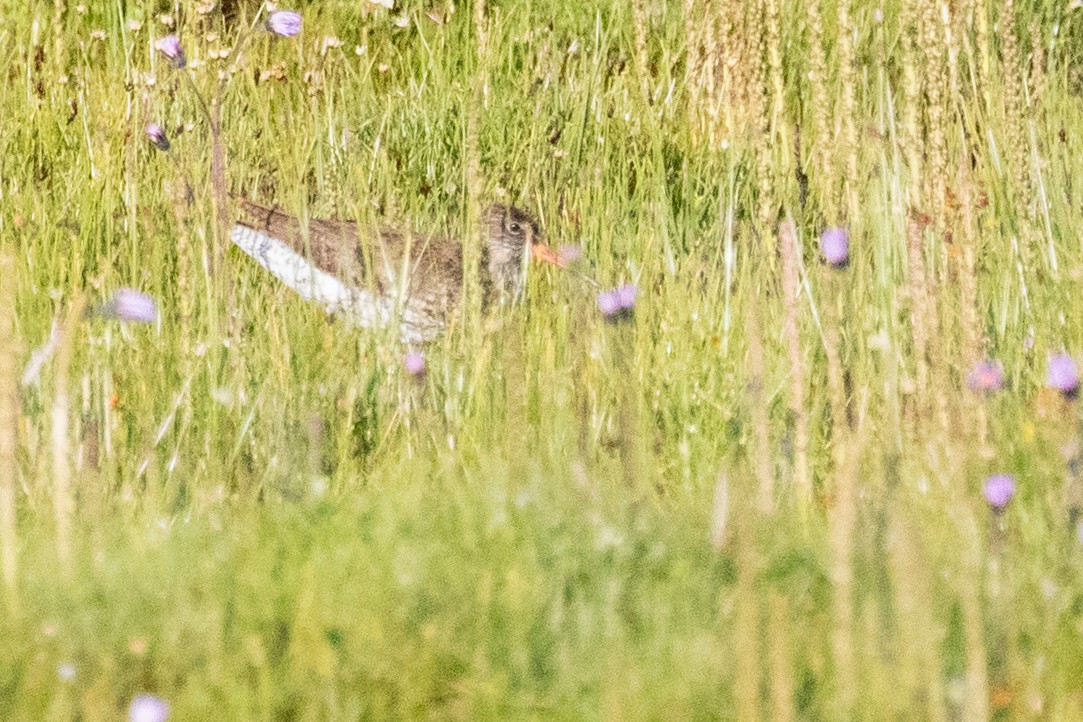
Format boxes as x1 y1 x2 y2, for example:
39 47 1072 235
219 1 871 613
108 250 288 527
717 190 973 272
3 0 1083 718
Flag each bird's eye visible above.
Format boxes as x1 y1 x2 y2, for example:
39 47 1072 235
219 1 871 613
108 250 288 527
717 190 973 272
508 222 522 234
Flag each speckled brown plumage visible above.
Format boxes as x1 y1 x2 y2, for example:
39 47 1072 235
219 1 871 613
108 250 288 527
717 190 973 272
232 198 550 338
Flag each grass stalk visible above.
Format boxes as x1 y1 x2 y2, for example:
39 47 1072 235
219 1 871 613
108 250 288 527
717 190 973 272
887 508 950 722
780 219 811 517
733 506 763 720
901 0 925 203
956 504 991 721
767 591 796 722
837 0 859 218
746 294 774 513
921 0 948 222
973 0 991 105
460 0 488 345
0 246 20 604
764 0 787 163
631 0 651 104
823 274 849 437
906 213 931 401
827 426 862 718
806 0 833 216
51 293 86 576
999 0 1031 202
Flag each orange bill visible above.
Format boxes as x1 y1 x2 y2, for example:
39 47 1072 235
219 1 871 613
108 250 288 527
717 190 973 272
531 242 567 268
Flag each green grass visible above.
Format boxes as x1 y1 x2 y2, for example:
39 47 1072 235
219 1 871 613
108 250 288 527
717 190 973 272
4 0 1083 718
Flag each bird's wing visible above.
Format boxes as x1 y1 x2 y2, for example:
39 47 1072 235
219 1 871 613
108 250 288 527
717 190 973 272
234 198 369 287
231 198 462 341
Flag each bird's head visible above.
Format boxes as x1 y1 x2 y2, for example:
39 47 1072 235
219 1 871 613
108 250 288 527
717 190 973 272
484 203 564 298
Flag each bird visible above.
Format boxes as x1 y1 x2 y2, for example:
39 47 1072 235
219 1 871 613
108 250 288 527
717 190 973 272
229 198 565 343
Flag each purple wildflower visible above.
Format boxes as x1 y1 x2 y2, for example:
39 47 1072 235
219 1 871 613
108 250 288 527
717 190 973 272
404 351 425 377
557 244 583 263
597 284 636 323
820 227 850 268
966 360 1004 394
597 289 620 316
129 694 169 722
98 289 158 323
144 123 170 151
266 10 302 37
983 474 1016 512
1048 354 1079 399
155 35 186 68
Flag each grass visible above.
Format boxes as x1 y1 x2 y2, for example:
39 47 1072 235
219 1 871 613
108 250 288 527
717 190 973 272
3 0 1083 718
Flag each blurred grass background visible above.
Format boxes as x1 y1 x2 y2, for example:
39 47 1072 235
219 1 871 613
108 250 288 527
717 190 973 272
3 0 1083 718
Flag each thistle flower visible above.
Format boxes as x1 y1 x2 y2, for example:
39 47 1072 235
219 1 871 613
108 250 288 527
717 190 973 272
129 694 169 722
266 10 302 37
616 284 637 308
557 244 583 263
820 227 850 268
597 284 636 323
966 360 1004 394
597 289 620 316
1048 354 1079 399
983 474 1016 511
404 351 425 377
144 123 170 151
155 35 186 68
96 289 158 323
